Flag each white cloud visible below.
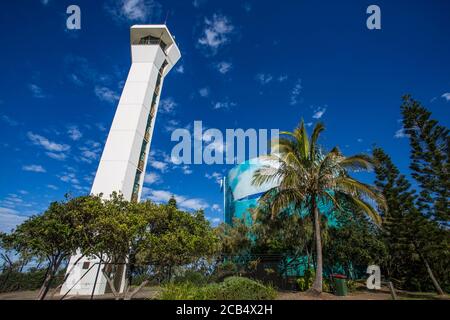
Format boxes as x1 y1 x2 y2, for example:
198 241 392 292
27 132 70 154
255 73 273 85
47 184 58 190
207 216 222 226
159 97 177 114
64 55 111 88
441 93 450 101
80 150 98 161
192 0 206 8
142 189 209 211
394 128 409 139
205 172 222 185
69 73 84 86
357 138 363 143
164 119 180 132
290 79 302 105
96 123 107 132
78 141 102 163
312 106 327 119
212 204 221 212
199 87 210 97
0 194 24 207
150 160 168 172
182 165 193 175
46 152 67 161
216 61 232 74
28 84 46 98
278 75 288 82
203 135 225 153
106 0 162 23
180 198 209 211
22 165 46 173
213 101 236 110
95 86 120 104
144 172 161 184
175 65 185 74
0 207 26 233
86 140 101 149
198 14 234 54
212 217 221 223
58 172 80 185
1 115 18 126
68 126 82 141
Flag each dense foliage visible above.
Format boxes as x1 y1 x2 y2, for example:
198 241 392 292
373 147 449 293
0 95 448 299
159 276 276 300
251 120 384 293
401 95 449 225
218 96 448 295
0 269 65 293
0 194 219 300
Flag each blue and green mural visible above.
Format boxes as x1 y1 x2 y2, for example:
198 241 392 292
224 157 341 279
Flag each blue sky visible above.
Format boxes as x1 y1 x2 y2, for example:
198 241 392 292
0 0 449 232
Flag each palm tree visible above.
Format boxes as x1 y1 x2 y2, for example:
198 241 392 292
252 120 386 294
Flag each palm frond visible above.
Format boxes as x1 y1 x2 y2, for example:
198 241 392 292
335 176 387 211
339 154 374 172
349 197 382 225
252 165 282 186
259 187 305 219
310 122 325 159
323 191 345 213
298 120 310 160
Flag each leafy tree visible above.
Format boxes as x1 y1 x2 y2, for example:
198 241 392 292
168 196 178 209
136 204 220 283
5 195 101 300
217 219 252 259
74 193 150 299
373 147 447 294
252 120 385 294
250 203 315 277
323 207 387 279
401 95 449 225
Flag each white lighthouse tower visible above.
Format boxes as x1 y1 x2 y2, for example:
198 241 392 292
61 25 181 296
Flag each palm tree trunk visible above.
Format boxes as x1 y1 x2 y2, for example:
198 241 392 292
310 201 323 294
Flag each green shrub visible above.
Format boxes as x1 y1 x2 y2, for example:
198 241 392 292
0 269 64 293
213 277 276 300
158 282 213 300
211 261 238 282
158 276 276 300
173 271 208 286
296 270 332 293
346 279 357 292
296 268 315 292
323 278 331 293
